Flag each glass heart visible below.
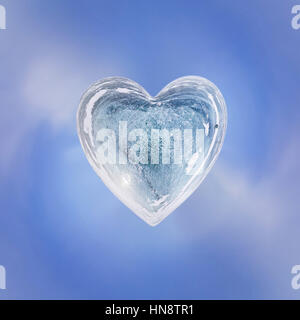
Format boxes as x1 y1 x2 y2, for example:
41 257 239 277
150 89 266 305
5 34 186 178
77 76 227 226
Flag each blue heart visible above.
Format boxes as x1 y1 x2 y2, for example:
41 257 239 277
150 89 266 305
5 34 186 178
77 76 227 226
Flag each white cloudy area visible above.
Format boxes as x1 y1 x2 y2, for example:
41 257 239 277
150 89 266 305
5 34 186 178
0 0 299 299
1 49 126 174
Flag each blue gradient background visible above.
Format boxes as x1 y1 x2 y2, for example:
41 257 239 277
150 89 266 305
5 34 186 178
0 0 300 299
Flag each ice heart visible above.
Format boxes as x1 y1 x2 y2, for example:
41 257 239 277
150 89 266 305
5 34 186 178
77 76 227 226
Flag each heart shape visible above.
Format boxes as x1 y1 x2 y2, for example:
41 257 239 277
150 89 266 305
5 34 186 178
77 76 227 226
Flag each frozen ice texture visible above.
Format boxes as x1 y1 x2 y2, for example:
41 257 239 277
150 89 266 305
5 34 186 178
77 76 227 226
